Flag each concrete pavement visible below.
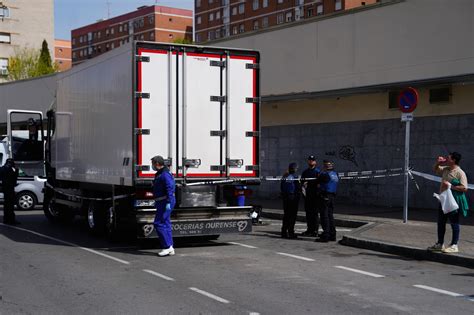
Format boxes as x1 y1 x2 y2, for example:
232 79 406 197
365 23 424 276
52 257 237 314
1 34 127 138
1 210 474 314
254 198 474 269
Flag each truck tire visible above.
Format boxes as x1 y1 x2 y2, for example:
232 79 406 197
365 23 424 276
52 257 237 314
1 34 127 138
16 191 37 211
43 197 74 223
105 206 120 241
87 201 106 235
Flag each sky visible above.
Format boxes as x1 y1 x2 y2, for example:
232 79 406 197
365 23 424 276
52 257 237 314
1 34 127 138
55 0 194 40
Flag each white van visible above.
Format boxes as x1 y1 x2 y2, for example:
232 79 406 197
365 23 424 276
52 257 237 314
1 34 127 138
0 137 46 210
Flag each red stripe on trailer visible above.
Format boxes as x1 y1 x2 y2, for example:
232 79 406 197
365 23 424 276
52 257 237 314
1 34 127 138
137 49 143 177
186 52 222 59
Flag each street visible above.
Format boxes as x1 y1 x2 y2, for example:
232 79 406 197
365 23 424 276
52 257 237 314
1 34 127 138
1 210 473 314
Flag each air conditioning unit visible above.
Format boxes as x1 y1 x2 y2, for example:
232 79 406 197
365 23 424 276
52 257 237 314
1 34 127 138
0 68 8 76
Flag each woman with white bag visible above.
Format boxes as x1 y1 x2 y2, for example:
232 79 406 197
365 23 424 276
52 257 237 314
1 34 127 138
428 152 469 254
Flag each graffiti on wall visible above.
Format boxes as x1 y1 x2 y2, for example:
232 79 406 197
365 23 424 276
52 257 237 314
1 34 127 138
338 145 358 167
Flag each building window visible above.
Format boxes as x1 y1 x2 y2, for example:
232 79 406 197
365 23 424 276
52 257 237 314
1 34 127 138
388 91 401 109
97 31 101 39
0 32 11 44
208 31 214 40
150 32 155 40
232 25 238 35
239 24 244 33
124 23 128 31
262 16 268 27
0 7 10 18
149 15 155 24
317 4 323 15
111 42 116 49
106 29 109 36
140 34 144 40
72 52 76 58
88 47 93 55
209 13 214 21
253 20 259 30
72 38 76 45
238 3 245 14
215 29 221 39
263 0 268 8
335 0 342 11
0 58 9 75
196 0 201 8
88 32 92 41
216 10 221 20
79 50 83 57
253 0 259 10
307 8 313 17
286 11 292 22
209 0 214 4
429 87 451 103
232 6 237 15
196 34 201 42
119 25 123 32
197 16 202 24
278 0 284 3
277 14 284 24
111 28 114 35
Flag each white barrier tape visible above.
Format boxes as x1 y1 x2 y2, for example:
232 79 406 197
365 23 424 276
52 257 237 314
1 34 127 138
409 170 474 190
45 182 131 201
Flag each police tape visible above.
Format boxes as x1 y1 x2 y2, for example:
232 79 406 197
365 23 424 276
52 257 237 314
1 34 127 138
44 182 132 201
263 168 404 181
409 170 474 190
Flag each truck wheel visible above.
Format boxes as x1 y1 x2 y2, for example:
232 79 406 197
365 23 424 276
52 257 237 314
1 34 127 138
16 191 37 211
87 201 105 235
43 198 74 223
105 206 120 241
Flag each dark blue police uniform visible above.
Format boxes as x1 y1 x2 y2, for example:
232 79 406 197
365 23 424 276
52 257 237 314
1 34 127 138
301 166 320 236
281 172 300 238
318 169 339 241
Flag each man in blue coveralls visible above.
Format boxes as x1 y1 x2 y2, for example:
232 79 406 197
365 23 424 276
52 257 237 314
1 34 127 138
280 162 300 239
151 155 176 257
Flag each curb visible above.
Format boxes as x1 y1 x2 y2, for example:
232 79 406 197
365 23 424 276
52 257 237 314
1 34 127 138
339 235 474 269
261 209 366 229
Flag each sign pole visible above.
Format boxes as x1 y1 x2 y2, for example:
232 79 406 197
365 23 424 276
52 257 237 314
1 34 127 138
403 119 410 223
398 87 418 224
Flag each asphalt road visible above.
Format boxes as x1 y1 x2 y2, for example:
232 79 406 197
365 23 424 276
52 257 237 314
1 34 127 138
1 210 473 314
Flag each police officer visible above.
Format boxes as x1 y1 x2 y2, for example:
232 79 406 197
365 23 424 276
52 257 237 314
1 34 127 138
280 162 300 239
300 155 320 237
316 160 339 242
151 155 176 257
1 159 20 225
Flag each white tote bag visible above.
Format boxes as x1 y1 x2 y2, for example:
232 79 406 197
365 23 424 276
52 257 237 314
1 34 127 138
433 188 459 214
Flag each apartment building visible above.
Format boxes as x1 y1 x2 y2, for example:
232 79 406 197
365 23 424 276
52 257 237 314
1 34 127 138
54 39 71 72
195 0 378 43
71 5 192 66
0 0 54 81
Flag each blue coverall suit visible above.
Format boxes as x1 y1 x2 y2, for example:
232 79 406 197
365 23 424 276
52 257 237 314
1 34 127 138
319 170 339 241
153 167 176 249
280 173 300 238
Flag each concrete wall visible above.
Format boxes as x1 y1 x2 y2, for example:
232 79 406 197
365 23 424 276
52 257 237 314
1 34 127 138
259 113 474 209
212 0 474 97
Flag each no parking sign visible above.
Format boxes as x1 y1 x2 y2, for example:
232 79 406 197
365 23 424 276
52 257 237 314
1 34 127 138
398 87 418 113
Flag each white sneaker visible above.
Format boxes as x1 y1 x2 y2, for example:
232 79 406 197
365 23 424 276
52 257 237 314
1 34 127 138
158 246 175 257
427 243 444 252
442 244 459 253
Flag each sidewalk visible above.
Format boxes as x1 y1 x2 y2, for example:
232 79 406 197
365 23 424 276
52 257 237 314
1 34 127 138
251 198 474 269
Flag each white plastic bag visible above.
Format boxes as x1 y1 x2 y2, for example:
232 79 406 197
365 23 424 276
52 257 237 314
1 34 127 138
433 184 459 214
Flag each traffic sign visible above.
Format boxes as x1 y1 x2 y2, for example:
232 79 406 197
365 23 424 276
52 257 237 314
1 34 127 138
398 87 418 113
401 113 414 122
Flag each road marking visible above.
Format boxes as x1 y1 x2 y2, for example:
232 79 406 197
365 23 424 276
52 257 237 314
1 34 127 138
249 312 260 315
276 252 315 262
189 287 230 304
0 223 130 265
334 266 385 278
143 269 175 281
413 285 473 301
227 242 258 249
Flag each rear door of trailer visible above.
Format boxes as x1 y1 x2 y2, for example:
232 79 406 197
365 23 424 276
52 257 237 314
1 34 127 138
135 43 259 181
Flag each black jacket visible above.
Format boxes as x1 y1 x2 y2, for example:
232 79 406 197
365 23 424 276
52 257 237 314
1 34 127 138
0 164 19 191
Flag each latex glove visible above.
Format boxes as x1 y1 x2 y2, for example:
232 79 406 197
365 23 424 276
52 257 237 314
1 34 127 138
165 203 172 211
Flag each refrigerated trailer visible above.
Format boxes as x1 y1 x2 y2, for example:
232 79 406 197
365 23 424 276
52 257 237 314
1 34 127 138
31 41 260 238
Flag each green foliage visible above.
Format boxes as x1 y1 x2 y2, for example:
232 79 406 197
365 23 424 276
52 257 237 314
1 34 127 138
172 38 193 44
7 39 57 81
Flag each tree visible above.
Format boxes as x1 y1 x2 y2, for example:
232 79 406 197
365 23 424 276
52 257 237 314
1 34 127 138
173 38 193 44
7 40 57 81
36 39 56 76
7 47 40 81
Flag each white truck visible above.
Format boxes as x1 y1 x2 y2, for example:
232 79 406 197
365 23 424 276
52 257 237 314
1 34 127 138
4 42 260 239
